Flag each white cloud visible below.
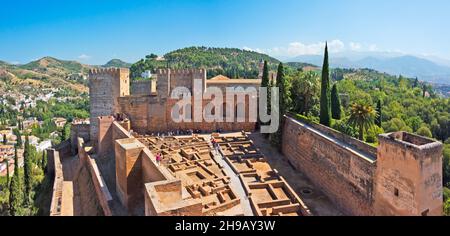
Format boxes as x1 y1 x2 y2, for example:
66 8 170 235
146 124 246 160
368 44 378 52
78 54 91 60
243 40 396 58
252 39 346 58
243 47 264 53
349 42 362 51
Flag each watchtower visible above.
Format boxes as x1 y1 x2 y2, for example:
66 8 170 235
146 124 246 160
88 68 130 146
374 132 443 216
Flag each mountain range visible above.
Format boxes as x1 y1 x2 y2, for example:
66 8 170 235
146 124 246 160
288 52 450 85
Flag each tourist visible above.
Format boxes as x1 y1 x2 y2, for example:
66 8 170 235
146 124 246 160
156 153 162 166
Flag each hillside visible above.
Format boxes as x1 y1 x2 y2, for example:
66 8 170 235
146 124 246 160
103 59 131 68
130 46 281 79
0 57 90 94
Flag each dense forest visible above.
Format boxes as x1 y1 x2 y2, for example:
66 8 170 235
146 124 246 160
130 46 281 79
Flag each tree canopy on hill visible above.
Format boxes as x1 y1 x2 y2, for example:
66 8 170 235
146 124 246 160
103 59 131 68
130 46 280 79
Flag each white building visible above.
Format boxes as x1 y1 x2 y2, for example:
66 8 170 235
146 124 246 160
36 140 52 152
141 70 152 79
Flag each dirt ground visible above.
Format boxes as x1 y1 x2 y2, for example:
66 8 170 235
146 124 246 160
248 132 343 216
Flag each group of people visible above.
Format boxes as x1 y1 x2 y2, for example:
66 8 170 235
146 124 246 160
148 129 224 138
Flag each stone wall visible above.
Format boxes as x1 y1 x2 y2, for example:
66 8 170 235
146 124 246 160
282 116 376 215
130 80 153 96
374 132 443 216
114 138 145 212
70 123 90 155
77 138 113 216
88 68 130 146
48 149 63 216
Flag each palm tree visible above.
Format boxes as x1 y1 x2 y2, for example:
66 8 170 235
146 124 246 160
347 103 377 141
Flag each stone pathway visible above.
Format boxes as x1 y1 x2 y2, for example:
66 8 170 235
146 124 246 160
208 136 254 216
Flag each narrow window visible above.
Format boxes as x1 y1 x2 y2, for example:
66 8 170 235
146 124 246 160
394 188 399 197
421 209 429 216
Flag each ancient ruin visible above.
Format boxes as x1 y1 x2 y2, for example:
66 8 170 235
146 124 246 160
46 67 444 216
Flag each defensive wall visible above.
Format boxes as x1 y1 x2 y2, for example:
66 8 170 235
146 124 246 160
282 115 443 216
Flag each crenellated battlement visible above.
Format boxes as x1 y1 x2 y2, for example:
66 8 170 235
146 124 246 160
89 68 130 78
154 68 206 76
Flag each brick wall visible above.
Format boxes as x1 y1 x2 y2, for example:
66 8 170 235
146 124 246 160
282 116 376 215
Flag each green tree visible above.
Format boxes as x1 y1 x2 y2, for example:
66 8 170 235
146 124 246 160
9 146 23 216
271 63 288 150
375 100 382 127
331 83 342 120
290 71 320 116
260 61 270 127
347 103 377 141
6 159 10 187
2 134 6 144
13 129 22 148
416 126 432 138
23 135 32 205
320 42 331 126
61 123 71 141
41 150 47 173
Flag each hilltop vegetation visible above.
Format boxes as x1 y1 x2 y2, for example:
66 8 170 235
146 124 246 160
103 59 131 68
130 46 281 79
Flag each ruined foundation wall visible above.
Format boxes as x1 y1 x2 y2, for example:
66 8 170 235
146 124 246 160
282 117 377 215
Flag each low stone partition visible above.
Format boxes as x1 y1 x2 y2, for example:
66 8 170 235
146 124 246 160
282 116 377 215
145 179 203 216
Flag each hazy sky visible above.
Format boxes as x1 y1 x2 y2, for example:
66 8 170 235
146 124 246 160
1 0 449 64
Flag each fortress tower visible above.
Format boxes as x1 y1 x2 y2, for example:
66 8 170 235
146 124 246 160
88 68 130 146
374 132 443 216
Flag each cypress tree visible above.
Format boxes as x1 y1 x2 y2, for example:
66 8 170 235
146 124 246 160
261 60 269 88
24 135 32 205
331 83 342 120
260 61 270 127
376 100 382 127
14 129 22 148
41 150 47 173
9 146 23 216
320 42 331 126
6 159 10 187
2 134 6 144
271 63 287 150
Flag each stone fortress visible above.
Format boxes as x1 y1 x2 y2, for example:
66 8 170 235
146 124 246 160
46 66 444 216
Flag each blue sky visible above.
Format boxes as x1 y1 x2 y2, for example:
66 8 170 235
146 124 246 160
1 0 449 65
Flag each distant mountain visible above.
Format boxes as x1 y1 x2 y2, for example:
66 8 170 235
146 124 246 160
289 53 450 84
130 46 281 79
103 59 131 68
19 56 92 75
